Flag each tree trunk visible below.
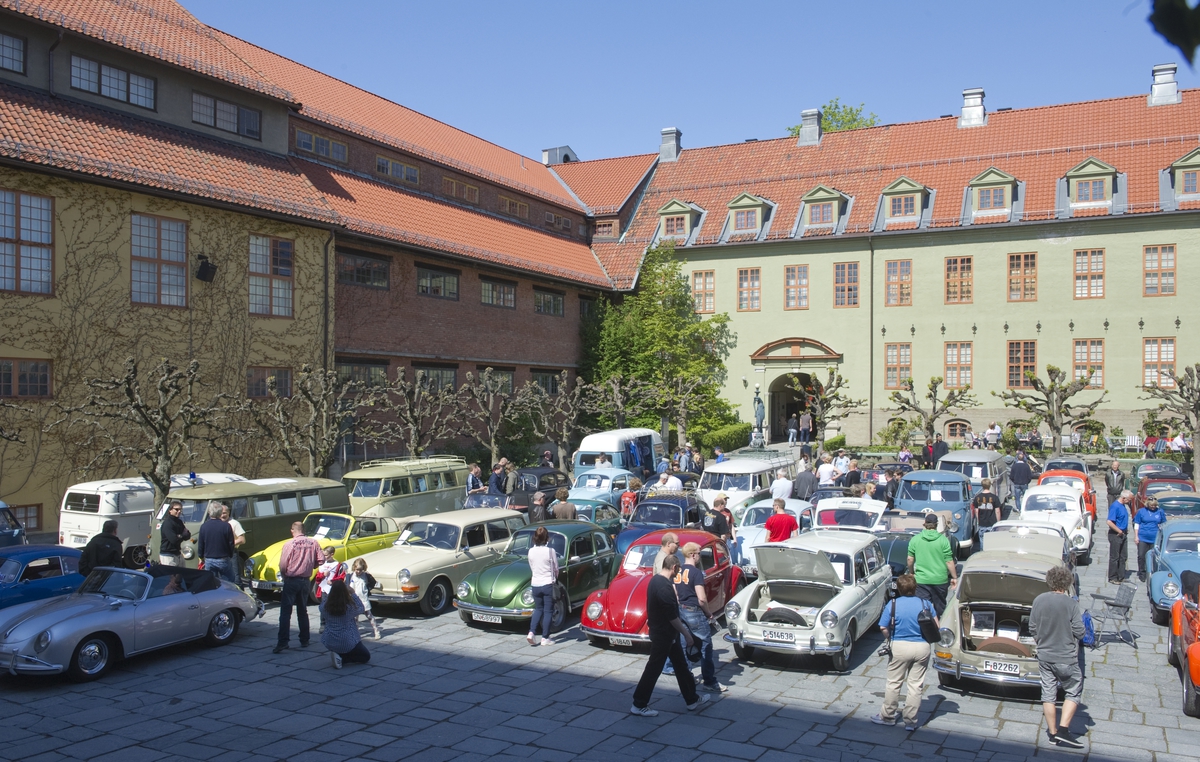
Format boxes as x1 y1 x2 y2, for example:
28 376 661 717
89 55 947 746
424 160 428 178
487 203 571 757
557 443 569 473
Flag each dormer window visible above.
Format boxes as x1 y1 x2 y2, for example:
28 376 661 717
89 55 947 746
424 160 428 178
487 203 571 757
1064 158 1117 209
890 195 916 217
978 187 1005 209
1169 148 1200 202
1076 179 1106 202
665 216 686 235
878 177 931 229
964 167 1018 224
723 194 771 241
809 203 833 224
657 199 703 241
1185 171 1197 195
734 210 757 230
800 185 851 234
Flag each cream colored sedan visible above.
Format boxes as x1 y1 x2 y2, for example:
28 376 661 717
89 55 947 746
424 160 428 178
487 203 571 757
355 508 528 616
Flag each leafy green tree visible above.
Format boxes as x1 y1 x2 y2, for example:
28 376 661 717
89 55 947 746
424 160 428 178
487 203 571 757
787 98 880 137
1149 0 1200 65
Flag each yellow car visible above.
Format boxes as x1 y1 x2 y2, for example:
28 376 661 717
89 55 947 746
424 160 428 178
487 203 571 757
246 512 407 593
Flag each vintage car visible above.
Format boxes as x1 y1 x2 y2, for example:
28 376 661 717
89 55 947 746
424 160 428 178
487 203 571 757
462 493 514 511
933 547 1072 691
568 467 639 506
1126 459 1185 493
0 565 260 681
614 492 707 555
873 508 959 578
862 462 913 486
809 486 852 508
1170 569 1200 714
571 499 624 538
894 470 975 558
699 453 793 519
812 496 888 530
0 546 84 610
723 530 892 671
1146 519 1200 625
512 467 572 511
984 520 1075 567
1018 485 1093 564
981 529 1075 568
455 520 616 631
246 512 407 593
0 503 28 548
357 508 528 616
736 498 814 576
638 472 701 500
579 529 741 648
1135 477 1197 512
1037 469 1098 523
1043 457 1089 479
1158 491 1200 518
342 456 469 517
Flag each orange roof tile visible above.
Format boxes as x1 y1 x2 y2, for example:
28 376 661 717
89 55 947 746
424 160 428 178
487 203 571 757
551 154 657 215
2 0 294 102
212 30 585 213
296 159 609 288
0 82 334 221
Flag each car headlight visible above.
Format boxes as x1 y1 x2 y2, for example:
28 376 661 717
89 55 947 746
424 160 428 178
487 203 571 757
34 630 52 653
953 512 962 519
1163 580 1180 598
725 602 742 621
398 568 411 584
181 545 195 560
939 627 955 648
586 601 603 620
244 558 256 577
820 610 838 628
520 587 535 606
1072 535 1086 548
456 581 470 599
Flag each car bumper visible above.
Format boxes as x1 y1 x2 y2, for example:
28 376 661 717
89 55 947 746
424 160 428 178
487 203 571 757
5 647 63 675
580 624 651 642
454 600 532 619
373 592 421 604
932 657 1042 687
248 579 282 591
723 631 844 655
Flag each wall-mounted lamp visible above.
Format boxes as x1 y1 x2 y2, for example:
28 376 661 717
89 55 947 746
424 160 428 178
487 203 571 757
940 323 946 336
1036 321 1042 334
1003 321 1009 335
1139 317 1145 332
1068 319 1075 332
1103 318 1110 332
910 324 916 337
1176 316 1182 331
741 376 747 388
971 323 977 336
880 326 887 338
195 254 217 282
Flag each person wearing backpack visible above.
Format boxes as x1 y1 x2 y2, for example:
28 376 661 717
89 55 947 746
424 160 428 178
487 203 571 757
620 479 641 518
872 574 937 731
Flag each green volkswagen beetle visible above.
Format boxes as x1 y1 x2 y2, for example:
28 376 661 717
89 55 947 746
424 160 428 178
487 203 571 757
455 520 616 631
570 499 624 539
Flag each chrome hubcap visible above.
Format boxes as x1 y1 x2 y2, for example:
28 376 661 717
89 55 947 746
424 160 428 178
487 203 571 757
211 611 235 640
78 640 108 674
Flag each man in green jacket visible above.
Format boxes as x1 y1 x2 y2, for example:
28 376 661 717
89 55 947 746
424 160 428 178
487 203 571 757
906 514 957 617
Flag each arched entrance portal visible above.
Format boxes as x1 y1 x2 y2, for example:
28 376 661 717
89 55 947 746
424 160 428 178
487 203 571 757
747 337 843 445
768 373 808 444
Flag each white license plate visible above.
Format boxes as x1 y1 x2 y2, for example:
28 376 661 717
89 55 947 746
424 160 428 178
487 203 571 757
984 659 1020 675
762 629 795 643
250 581 267 589
471 612 502 624
609 637 632 647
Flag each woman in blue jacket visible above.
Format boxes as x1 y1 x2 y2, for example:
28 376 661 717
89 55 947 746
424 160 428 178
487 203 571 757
1134 496 1167 582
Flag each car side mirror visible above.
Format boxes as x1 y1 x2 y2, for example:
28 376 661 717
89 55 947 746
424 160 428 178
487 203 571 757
108 599 122 609
569 555 582 564
349 533 359 539
460 545 470 553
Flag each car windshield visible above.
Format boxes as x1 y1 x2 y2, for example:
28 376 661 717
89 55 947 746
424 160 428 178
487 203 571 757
936 461 989 480
624 544 668 571
1042 476 1085 491
815 509 876 528
0 558 20 584
1140 464 1183 478
1165 532 1200 553
168 499 211 523
507 529 566 558
575 473 610 490
1159 498 1200 516
396 522 459 550
741 505 775 526
1024 495 1076 512
897 480 964 502
347 478 382 498
464 494 510 510
1148 481 1194 496
700 472 751 492
303 513 351 540
631 502 683 526
79 569 148 600
1045 461 1086 474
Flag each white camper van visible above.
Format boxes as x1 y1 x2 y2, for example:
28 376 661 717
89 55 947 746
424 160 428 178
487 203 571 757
572 428 666 477
698 449 796 519
58 473 246 567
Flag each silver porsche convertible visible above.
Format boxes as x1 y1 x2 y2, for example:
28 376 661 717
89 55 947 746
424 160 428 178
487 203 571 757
1 565 262 681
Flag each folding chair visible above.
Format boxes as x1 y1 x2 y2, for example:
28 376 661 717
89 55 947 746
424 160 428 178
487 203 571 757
1090 581 1137 648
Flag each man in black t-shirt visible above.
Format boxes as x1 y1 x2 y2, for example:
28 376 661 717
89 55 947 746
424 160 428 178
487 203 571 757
630 555 707 716
701 499 730 541
973 477 1002 546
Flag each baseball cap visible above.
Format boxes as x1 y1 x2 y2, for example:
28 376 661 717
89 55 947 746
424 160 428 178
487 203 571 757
532 491 545 502
923 514 939 527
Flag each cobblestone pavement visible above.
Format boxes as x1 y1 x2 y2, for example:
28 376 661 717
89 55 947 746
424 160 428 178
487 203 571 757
3 486 1195 762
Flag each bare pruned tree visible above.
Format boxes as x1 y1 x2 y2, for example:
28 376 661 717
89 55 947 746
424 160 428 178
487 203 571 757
523 372 589 470
372 367 460 457
888 376 980 441
785 368 866 451
585 373 656 429
460 368 527 466
993 365 1107 455
1142 362 1200 446
0 400 24 444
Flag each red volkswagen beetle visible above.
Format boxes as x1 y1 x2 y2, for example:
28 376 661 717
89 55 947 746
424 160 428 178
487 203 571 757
580 529 742 648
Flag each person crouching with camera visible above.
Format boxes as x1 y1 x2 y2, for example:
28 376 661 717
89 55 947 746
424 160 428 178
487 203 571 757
872 574 937 731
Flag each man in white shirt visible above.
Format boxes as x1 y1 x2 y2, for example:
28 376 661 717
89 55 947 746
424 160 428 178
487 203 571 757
817 455 841 486
219 504 246 585
833 449 850 475
1172 433 1191 452
770 469 793 500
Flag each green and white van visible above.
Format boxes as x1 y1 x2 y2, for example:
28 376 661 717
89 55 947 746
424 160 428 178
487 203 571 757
341 456 471 518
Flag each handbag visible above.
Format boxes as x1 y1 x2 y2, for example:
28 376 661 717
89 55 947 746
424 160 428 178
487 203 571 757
878 598 895 657
917 600 940 643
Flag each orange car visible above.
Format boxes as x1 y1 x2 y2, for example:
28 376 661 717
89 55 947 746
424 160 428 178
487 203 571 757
1037 469 1097 523
1172 570 1200 715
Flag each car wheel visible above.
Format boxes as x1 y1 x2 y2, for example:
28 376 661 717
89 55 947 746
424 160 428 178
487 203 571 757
420 578 452 617
1168 628 1181 668
204 609 241 646
830 626 854 672
123 545 148 569
550 586 567 632
1078 549 1091 566
1151 604 1170 627
1184 659 1200 717
68 634 117 682
309 579 319 605
733 643 755 661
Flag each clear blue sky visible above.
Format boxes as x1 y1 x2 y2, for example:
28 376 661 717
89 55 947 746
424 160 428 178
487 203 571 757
183 0 1199 161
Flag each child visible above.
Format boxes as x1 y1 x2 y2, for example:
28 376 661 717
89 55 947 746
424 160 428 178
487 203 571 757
315 546 345 633
347 557 380 639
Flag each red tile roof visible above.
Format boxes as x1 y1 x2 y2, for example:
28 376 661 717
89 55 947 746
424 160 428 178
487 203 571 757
296 159 609 288
0 82 334 221
551 154 657 215
595 90 1200 288
1 0 295 102
211 30 586 213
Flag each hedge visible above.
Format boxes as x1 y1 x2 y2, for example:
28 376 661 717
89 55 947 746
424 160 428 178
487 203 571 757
697 423 753 454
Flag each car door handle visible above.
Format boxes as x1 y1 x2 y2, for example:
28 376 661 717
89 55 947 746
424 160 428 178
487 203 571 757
188 604 199 610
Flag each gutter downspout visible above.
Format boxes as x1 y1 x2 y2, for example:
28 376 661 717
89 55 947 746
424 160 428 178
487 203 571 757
867 235 875 442
48 32 63 96
323 229 333 368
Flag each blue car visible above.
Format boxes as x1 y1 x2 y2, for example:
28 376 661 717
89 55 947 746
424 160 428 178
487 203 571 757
614 493 707 556
1147 519 1200 625
568 467 638 507
893 470 974 559
0 503 27 547
0 545 85 610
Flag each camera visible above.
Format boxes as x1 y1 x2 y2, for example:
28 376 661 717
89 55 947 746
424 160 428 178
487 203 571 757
877 643 892 658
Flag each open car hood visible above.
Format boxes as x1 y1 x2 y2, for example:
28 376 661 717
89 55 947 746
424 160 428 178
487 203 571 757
982 532 1066 558
959 569 1053 605
754 545 843 587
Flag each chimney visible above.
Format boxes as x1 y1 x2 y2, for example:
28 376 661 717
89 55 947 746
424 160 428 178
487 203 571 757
958 88 986 128
1149 63 1182 106
660 127 682 162
796 108 822 146
541 145 578 165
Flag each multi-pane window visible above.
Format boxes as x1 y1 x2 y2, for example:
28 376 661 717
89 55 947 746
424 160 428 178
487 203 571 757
593 220 615 237
376 156 420 184
1073 339 1104 388
498 196 529 219
1007 341 1037 388
580 298 595 318
734 210 757 230
336 252 389 288
1185 171 1198 195
442 178 479 204
481 279 516 309
834 262 859 307
944 256 972 304
1144 338 1176 388
945 342 972 389
9 505 39 531
784 265 809 310
417 266 458 299
246 367 292 399
1144 245 1176 296
885 259 912 306
478 368 514 394
544 212 572 230
248 235 293 317
692 270 714 313
737 268 761 311
1076 179 1106 202
947 421 969 439
70 55 155 109
336 361 388 387
295 130 347 162
533 371 562 395
664 216 687 235
890 195 916 217
0 190 53 294
978 187 1006 209
884 343 911 389
0 33 25 74
1007 253 1037 301
809 202 833 224
0 359 51 398
534 289 564 316
415 366 457 390
130 214 186 306
192 93 260 139
1073 249 1104 299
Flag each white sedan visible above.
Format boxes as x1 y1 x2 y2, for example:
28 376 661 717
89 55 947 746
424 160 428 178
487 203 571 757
1018 484 1093 565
